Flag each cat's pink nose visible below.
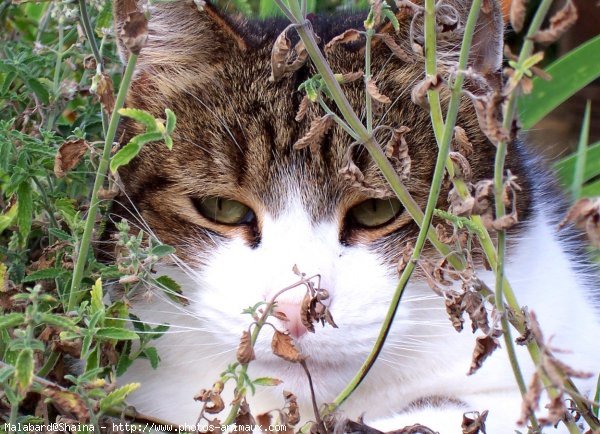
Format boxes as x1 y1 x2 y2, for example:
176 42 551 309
274 302 307 339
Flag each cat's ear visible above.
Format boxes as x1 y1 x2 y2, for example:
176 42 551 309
439 0 505 75
380 0 504 75
113 0 247 94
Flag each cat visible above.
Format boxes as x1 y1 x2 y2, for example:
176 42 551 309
111 0 600 432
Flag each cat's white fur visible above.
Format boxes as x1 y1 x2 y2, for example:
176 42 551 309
121 193 600 433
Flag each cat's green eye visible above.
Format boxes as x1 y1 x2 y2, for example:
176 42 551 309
192 197 255 225
349 198 403 228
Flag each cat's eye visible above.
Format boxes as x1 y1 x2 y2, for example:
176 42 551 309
192 197 255 225
348 198 403 228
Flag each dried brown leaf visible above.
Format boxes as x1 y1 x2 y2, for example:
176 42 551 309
385 126 411 179
463 291 489 334
453 126 473 157
510 0 528 32
448 186 475 217
54 139 88 178
374 33 413 63
43 387 89 422
411 74 442 109
283 391 300 426
120 11 148 55
236 330 255 364
461 410 488 434
518 372 542 426
235 399 256 427
468 335 499 375
539 396 568 426
445 291 466 332
472 92 508 145
295 96 310 122
491 213 518 231
94 72 115 115
530 0 578 44
367 78 392 104
559 198 600 247
271 27 291 82
272 330 304 363
340 70 364 84
449 152 471 182
293 115 334 153
397 242 414 274
194 384 225 414
300 293 315 333
325 29 362 51
472 180 494 215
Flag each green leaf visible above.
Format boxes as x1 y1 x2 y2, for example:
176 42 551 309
142 346 160 369
48 227 71 241
38 313 78 332
382 9 400 32
165 108 176 136
155 275 184 305
519 35 600 129
0 203 18 234
109 142 141 173
118 108 159 132
0 313 25 330
151 244 176 257
90 278 104 315
554 141 600 188
99 383 140 413
22 268 67 282
25 78 49 104
253 377 283 387
110 132 164 173
259 0 280 18
16 181 33 243
15 348 34 394
95 327 139 341
85 345 100 373
0 365 15 383
571 101 591 199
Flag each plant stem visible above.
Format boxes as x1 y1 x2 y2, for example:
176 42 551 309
332 0 482 408
45 15 64 131
572 100 591 199
365 27 374 134
68 54 139 312
77 0 103 71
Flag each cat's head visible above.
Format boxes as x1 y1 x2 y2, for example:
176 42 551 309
113 0 531 400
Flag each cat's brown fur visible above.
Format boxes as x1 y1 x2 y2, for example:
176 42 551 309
114 0 532 267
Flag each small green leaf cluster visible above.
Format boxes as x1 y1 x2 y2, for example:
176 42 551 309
109 108 177 173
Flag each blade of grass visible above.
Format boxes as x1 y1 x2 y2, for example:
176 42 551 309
519 34 600 129
572 101 591 199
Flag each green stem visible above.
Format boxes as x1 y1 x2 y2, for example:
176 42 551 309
46 16 64 131
332 0 483 408
68 53 139 312
365 27 374 134
572 100 591 199
77 0 103 71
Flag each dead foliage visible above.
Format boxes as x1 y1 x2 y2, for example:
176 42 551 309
271 25 309 82
54 139 88 178
461 410 488 434
293 115 334 153
120 11 148 55
529 0 578 44
559 197 600 247
384 126 411 180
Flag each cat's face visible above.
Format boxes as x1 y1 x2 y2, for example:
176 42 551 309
115 0 528 398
